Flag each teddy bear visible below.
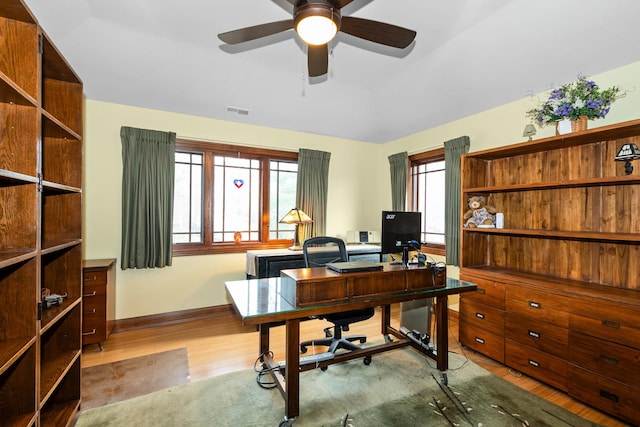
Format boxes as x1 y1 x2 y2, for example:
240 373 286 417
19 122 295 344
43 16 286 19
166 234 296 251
464 196 497 228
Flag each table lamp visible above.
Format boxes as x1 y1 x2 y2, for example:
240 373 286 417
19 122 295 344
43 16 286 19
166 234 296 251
615 143 640 175
522 124 536 141
279 208 312 250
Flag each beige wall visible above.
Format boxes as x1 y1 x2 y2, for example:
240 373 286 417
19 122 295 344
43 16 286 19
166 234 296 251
83 102 384 318
83 61 640 320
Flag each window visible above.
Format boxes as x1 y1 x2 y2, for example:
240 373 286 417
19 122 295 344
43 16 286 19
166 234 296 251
174 151 203 244
409 148 445 256
173 139 298 256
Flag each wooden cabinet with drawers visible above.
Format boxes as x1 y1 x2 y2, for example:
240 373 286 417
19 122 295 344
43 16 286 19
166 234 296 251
459 120 640 425
82 259 116 350
568 295 640 422
504 284 570 392
458 275 505 363
461 271 640 423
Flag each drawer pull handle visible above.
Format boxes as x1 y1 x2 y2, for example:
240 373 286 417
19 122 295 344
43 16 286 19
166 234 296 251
85 275 97 281
528 359 539 368
599 389 619 403
599 355 619 365
83 291 97 297
528 330 541 339
601 319 620 329
474 337 485 344
528 301 541 309
85 308 97 314
476 288 486 295
83 329 97 336
475 312 485 319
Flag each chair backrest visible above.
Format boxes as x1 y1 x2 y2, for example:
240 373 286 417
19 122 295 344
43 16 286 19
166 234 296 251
303 236 348 268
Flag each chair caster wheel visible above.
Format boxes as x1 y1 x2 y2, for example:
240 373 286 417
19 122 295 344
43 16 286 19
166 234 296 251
279 416 295 427
321 366 328 371
300 346 307 354
363 355 372 365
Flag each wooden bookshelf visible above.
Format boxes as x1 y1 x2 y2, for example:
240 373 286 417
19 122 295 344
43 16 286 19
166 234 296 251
459 119 640 424
0 2 83 426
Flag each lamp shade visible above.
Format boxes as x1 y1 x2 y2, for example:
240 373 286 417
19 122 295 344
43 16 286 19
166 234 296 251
615 143 640 161
280 208 312 251
279 208 312 225
522 124 537 138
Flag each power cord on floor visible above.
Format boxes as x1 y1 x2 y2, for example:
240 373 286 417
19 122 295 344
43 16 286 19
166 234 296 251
415 313 471 373
446 318 471 371
254 350 279 389
449 319 524 379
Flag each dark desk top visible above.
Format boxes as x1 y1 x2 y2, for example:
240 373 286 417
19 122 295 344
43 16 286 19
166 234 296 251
246 244 381 276
225 275 476 325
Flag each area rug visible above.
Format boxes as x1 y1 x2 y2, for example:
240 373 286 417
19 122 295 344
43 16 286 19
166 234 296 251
76 347 599 426
81 347 190 410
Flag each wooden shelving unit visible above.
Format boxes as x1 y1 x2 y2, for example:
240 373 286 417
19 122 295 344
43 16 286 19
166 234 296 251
459 119 640 424
0 1 83 426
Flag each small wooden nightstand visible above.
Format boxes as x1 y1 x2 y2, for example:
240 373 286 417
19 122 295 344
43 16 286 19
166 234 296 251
82 258 116 350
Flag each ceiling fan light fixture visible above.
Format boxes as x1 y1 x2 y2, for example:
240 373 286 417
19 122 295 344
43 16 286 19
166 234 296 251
294 3 341 46
219 1 416 77
297 15 337 45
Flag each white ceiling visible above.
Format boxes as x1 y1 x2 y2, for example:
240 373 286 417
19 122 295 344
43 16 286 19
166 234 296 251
24 0 640 143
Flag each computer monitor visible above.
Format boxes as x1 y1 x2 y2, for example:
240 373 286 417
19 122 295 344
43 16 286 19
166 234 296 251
381 211 421 266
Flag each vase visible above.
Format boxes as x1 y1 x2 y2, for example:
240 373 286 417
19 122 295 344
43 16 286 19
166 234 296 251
555 115 588 135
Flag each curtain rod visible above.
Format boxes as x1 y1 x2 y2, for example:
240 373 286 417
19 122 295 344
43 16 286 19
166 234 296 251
177 134 298 153
180 134 437 155
407 144 443 156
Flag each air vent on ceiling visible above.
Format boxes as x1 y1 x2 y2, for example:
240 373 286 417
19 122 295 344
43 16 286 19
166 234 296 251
226 106 250 116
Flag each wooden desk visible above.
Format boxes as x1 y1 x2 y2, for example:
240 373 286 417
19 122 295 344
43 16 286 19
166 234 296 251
225 266 476 426
245 244 382 278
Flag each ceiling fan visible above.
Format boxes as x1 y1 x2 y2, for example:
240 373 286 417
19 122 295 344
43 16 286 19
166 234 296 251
217 0 417 77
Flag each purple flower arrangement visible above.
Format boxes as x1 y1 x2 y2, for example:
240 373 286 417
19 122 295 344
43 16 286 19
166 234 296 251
526 76 621 127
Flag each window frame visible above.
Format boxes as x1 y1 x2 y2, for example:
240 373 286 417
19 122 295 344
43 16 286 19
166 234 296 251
409 148 446 256
173 139 298 256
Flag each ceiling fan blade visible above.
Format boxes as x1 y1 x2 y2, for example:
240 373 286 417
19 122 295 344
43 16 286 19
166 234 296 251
218 20 294 44
308 44 329 77
340 16 416 48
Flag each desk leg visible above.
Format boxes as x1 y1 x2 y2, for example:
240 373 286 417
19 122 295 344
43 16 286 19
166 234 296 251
435 295 449 372
259 323 270 357
381 304 393 342
284 318 300 421
382 304 391 332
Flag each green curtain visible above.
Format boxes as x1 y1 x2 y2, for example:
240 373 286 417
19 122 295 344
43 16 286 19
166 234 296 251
444 136 470 266
296 149 331 241
388 152 408 211
121 126 176 269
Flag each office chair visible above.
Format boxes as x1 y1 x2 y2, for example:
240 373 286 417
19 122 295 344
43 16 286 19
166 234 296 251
300 236 375 361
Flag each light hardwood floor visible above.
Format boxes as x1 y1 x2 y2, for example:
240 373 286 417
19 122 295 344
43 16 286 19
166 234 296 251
82 305 628 426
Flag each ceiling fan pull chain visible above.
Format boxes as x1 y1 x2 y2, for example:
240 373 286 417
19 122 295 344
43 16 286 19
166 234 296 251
329 42 334 78
301 71 306 97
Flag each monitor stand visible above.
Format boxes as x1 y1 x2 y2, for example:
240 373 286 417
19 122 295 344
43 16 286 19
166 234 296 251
402 247 409 268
